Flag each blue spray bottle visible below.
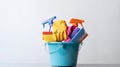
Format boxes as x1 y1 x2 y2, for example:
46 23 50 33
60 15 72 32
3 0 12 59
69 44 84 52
41 16 56 31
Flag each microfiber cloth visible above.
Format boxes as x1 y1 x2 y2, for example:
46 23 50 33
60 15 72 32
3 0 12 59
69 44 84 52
70 28 85 42
70 27 80 38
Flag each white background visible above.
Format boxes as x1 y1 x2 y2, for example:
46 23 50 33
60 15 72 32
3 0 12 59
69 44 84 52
0 0 120 64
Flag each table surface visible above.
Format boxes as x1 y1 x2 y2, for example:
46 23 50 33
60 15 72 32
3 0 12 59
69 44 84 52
0 63 120 67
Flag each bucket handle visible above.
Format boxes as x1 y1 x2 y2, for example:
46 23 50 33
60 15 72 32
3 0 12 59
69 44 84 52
78 42 83 51
44 43 64 54
45 42 83 54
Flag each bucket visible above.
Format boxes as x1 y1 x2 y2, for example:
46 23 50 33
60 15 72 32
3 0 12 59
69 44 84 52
46 42 81 67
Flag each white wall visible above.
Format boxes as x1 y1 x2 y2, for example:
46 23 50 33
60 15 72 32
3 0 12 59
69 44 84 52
0 0 120 64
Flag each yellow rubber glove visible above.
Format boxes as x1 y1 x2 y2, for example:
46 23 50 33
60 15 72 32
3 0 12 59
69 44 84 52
52 20 67 42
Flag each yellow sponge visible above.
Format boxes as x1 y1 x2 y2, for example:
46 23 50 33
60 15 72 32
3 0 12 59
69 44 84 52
42 35 56 42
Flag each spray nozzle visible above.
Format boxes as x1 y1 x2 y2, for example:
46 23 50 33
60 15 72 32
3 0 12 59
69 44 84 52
70 18 84 27
41 16 56 31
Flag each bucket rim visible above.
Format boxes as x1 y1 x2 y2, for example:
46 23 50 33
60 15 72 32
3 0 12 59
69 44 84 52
47 42 80 44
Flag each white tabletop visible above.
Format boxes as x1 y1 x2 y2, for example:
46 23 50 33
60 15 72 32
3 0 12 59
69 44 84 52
0 63 120 67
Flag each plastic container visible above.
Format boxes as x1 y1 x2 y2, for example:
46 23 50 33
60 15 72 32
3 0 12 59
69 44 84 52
47 42 81 67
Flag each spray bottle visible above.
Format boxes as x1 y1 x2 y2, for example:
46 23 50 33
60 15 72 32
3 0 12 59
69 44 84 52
41 16 57 42
41 16 56 31
70 18 84 27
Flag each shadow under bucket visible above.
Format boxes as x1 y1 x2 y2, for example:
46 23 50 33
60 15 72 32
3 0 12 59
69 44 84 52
47 42 81 67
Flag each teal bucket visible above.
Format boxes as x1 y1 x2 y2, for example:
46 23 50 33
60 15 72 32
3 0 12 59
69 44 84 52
47 42 81 67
